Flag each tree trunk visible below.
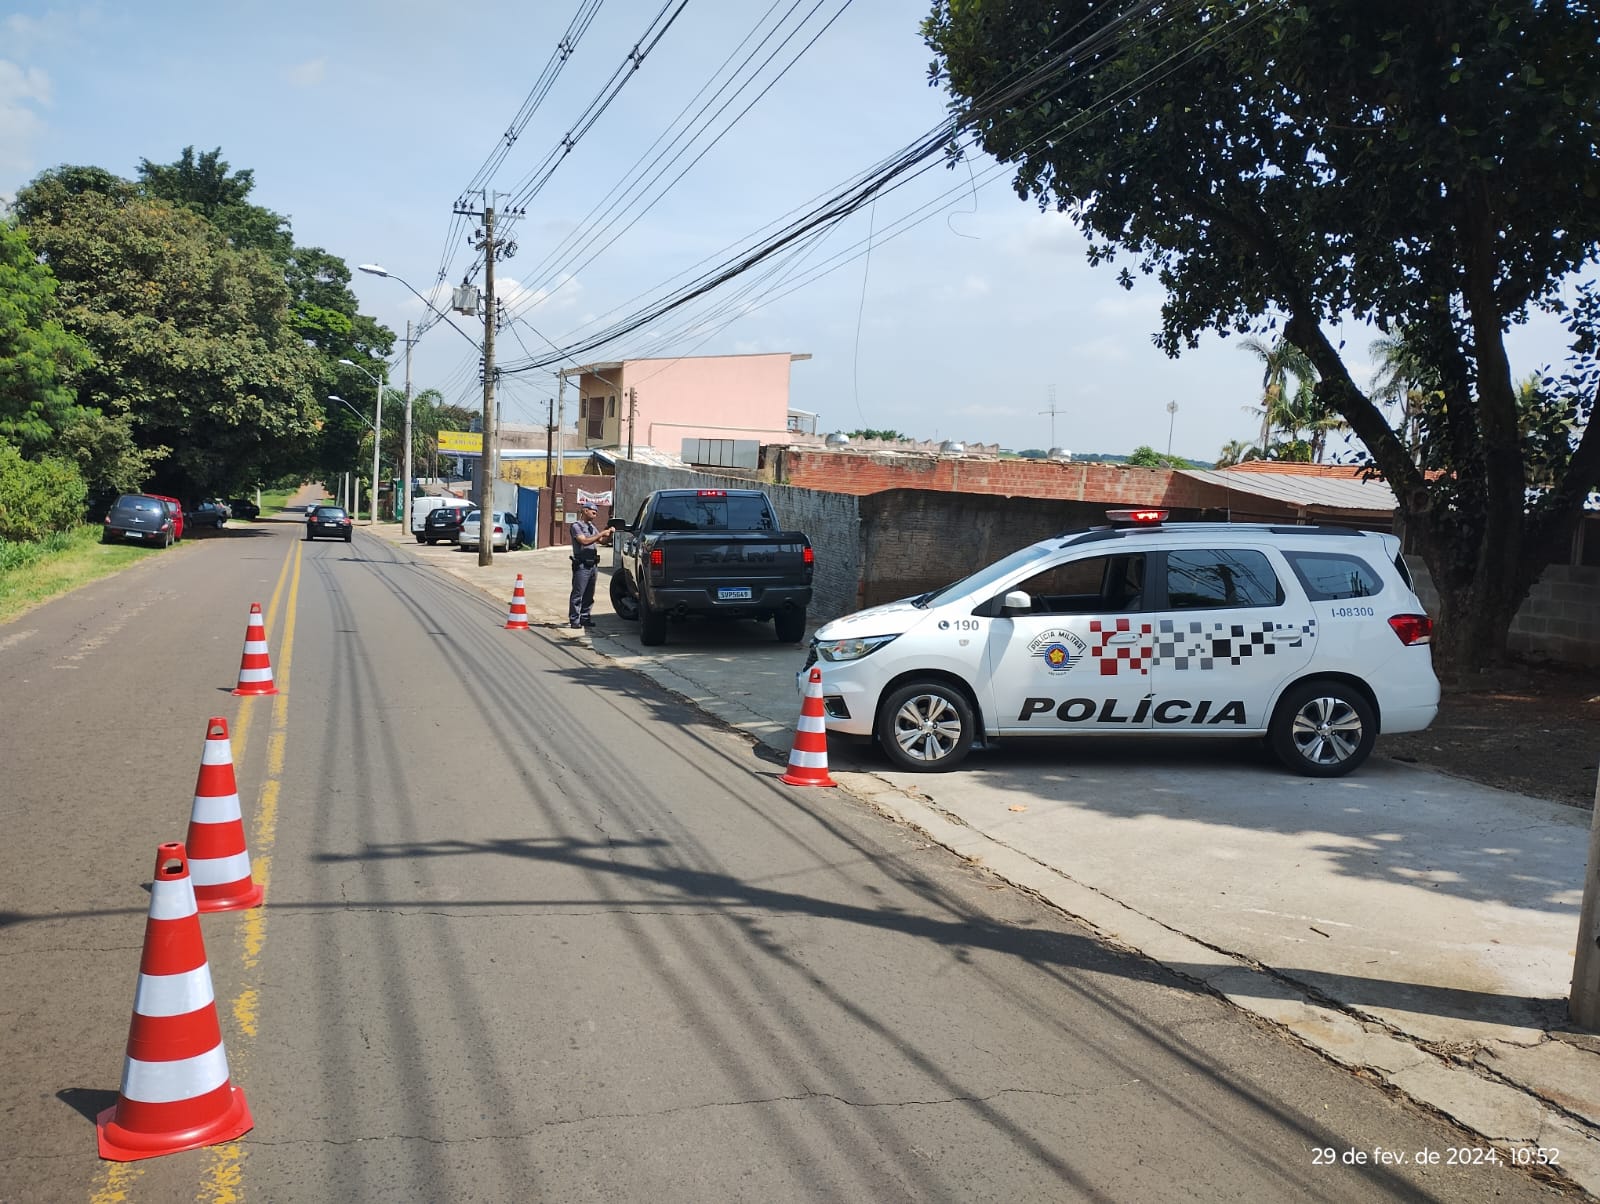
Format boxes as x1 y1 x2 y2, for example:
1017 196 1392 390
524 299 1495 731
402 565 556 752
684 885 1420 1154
1426 560 1522 685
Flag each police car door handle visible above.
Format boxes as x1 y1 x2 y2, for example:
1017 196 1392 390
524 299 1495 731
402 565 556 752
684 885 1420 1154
1270 629 1304 641
1104 632 1140 645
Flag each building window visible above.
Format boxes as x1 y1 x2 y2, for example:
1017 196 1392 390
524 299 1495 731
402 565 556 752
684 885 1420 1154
586 396 603 440
607 395 616 417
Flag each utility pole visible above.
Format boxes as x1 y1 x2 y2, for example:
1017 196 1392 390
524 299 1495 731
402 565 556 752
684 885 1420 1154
1575 771 1600 1028
401 320 414 527
1039 384 1063 450
458 195 516 567
626 387 637 461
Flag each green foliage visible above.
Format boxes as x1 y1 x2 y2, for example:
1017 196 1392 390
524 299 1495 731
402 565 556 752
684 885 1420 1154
0 438 88 541
925 0 1600 668
138 146 292 260
1126 445 1190 469
20 190 324 499
847 428 908 441
56 404 168 508
0 220 94 452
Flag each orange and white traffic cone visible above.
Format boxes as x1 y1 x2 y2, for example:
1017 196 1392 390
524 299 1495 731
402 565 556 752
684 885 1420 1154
185 717 263 912
505 574 530 630
97 842 253 1161
230 602 277 696
780 666 837 787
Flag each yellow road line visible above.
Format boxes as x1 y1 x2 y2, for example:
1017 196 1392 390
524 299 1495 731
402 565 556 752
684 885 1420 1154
198 540 303 1204
89 537 301 1204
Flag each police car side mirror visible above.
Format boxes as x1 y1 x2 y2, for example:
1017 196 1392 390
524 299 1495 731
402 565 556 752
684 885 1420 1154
1000 590 1032 615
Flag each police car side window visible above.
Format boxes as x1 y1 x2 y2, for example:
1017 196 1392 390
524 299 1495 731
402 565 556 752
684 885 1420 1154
1011 554 1144 614
1283 551 1384 601
1164 549 1283 610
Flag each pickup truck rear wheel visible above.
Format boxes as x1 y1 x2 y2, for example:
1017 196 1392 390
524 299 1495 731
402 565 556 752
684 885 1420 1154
774 609 806 644
609 572 639 621
639 598 668 646
877 680 975 772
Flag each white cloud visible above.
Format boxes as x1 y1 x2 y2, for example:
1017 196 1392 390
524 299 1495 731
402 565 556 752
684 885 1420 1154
0 61 51 192
288 57 326 88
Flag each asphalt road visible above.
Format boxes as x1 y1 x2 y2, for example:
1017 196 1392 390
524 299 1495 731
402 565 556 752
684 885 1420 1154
0 519 1578 1202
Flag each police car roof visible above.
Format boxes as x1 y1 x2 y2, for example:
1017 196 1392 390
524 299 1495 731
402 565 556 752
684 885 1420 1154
1052 521 1383 548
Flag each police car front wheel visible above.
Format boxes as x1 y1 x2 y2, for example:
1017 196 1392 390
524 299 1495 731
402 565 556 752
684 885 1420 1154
877 681 976 772
1270 681 1376 778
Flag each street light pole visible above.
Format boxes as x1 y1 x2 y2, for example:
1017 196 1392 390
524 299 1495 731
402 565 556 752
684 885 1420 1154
1166 400 1179 457
340 359 386 524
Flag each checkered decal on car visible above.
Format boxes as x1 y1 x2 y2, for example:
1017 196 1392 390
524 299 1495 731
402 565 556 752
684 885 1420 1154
1153 618 1317 670
1088 617 1156 676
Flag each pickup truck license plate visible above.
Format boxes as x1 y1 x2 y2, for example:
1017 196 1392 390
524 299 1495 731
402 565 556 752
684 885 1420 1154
717 587 753 601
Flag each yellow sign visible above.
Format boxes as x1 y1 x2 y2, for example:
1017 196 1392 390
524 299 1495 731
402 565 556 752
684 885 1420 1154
437 430 483 453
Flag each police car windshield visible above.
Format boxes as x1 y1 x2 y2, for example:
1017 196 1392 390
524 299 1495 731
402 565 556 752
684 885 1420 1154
914 541 1057 607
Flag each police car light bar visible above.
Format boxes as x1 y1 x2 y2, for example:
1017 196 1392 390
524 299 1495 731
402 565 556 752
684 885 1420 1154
1106 508 1168 524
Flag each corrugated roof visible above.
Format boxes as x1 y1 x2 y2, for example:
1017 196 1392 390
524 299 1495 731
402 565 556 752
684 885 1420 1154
1178 469 1396 514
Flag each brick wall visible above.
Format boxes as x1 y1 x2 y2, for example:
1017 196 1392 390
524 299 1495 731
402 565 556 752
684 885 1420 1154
775 448 1216 509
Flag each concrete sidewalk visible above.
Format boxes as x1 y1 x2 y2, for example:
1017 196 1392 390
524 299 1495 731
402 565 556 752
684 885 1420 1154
360 517 1600 1196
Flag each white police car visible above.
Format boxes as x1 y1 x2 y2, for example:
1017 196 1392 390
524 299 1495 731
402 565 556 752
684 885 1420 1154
800 510 1439 777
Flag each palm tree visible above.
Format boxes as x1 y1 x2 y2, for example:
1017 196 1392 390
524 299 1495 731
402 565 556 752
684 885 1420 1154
1215 439 1253 467
1368 331 1437 463
1238 335 1328 458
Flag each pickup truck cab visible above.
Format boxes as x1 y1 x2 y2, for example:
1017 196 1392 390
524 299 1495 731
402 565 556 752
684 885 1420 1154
609 488 814 646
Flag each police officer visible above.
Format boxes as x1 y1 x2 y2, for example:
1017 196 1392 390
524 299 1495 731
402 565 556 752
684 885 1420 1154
568 503 611 628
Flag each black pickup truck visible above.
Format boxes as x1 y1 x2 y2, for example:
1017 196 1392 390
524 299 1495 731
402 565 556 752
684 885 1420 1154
607 488 814 646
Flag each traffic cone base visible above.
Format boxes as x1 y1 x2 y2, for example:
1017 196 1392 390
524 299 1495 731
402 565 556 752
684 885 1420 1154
231 602 277 696
781 667 837 787
97 843 253 1161
186 717 263 913
505 573 530 630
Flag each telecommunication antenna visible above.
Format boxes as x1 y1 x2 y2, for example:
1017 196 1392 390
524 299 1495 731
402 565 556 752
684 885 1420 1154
1039 384 1064 449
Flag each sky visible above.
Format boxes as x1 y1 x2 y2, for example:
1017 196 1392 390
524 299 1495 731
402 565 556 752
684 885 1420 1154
1 0 1588 463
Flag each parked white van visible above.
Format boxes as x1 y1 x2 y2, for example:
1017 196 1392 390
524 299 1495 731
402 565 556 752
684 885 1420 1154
409 495 475 540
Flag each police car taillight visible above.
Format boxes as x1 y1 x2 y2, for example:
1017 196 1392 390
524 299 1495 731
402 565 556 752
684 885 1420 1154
1106 508 1168 525
1388 614 1433 646
697 489 727 497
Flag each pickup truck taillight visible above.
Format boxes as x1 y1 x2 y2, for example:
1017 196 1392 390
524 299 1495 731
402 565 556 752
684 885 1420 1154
649 548 664 568
802 547 814 566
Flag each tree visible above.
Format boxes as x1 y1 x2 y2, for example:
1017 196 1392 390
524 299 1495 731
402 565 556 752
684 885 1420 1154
1215 440 1252 468
0 220 93 453
925 2 1600 676
847 428 909 442
1127 444 1188 469
16 186 324 499
138 146 292 260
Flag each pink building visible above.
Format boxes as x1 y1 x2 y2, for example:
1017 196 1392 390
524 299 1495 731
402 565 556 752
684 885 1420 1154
562 353 810 454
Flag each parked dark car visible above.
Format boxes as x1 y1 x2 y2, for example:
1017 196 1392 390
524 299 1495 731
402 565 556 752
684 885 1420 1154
305 505 353 542
102 494 176 547
421 506 468 545
184 499 228 528
228 498 261 520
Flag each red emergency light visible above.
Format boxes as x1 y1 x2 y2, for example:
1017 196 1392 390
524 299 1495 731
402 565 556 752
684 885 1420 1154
1106 508 1168 525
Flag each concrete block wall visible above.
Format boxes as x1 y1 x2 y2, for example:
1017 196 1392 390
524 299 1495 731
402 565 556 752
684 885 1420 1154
859 491 1110 608
1408 559 1600 667
613 461 861 624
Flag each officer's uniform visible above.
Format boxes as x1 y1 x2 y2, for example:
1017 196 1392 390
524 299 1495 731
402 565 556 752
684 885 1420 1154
568 513 603 627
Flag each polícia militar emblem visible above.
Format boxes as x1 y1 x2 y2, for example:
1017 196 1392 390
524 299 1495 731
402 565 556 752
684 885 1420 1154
1028 629 1087 673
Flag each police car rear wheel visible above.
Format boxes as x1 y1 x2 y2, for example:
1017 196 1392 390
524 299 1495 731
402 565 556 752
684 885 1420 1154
1270 681 1376 777
878 681 975 772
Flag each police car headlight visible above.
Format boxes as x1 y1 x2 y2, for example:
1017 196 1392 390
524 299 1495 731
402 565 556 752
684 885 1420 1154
817 634 898 662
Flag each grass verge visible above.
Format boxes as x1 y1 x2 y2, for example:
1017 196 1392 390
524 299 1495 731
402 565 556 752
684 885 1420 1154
0 524 158 626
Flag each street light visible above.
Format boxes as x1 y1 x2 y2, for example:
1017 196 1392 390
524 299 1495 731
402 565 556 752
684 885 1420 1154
359 263 486 556
1166 400 1179 457
327 394 373 513
340 358 385 525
